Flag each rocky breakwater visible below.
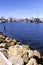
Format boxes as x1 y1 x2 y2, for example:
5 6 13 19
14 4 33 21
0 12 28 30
0 32 43 65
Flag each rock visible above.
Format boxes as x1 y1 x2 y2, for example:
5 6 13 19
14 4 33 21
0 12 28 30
13 39 17 43
0 48 5 51
8 45 33 55
1 49 8 58
9 41 16 46
22 48 33 63
8 45 29 56
26 58 38 65
22 45 30 50
0 33 5 40
5 37 17 46
0 39 5 43
16 42 21 45
8 45 18 56
34 50 41 58
27 50 34 58
0 43 6 48
22 53 29 63
8 55 24 65
8 45 34 63
15 40 22 45
0 51 12 65
0 57 7 65
8 45 23 56
4 43 10 49
5 37 12 43
22 49 34 63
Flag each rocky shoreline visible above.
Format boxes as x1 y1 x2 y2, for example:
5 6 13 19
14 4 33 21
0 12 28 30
0 32 43 65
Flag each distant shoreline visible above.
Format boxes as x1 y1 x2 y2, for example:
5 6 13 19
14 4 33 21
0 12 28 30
0 21 43 23
0 17 43 23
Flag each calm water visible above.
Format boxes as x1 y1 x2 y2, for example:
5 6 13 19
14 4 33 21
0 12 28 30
0 22 43 54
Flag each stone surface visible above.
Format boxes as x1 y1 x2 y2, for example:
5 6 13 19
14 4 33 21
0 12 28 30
5 37 12 43
8 55 24 65
22 53 29 63
0 57 6 65
1 49 8 58
26 58 38 65
9 41 16 46
8 45 30 56
0 43 6 47
13 39 17 42
0 51 12 65
34 50 41 58
8 45 34 63
27 50 34 58
22 45 30 50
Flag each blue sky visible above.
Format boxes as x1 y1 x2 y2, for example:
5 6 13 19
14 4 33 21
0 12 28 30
0 0 43 18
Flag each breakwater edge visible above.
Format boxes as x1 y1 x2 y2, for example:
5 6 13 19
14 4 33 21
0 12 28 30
0 32 43 65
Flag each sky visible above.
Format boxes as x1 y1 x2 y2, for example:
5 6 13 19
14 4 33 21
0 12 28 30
0 0 43 18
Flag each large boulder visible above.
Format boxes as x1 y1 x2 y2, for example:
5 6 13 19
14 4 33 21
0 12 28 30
8 45 30 56
8 55 24 65
9 41 16 46
26 58 38 65
34 50 41 58
8 45 23 56
5 37 12 43
0 51 12 65
22 52 29 63
8 45 34 63
0 43 6 48
27 50 34 58
22 49 34 63
0 56 7 65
